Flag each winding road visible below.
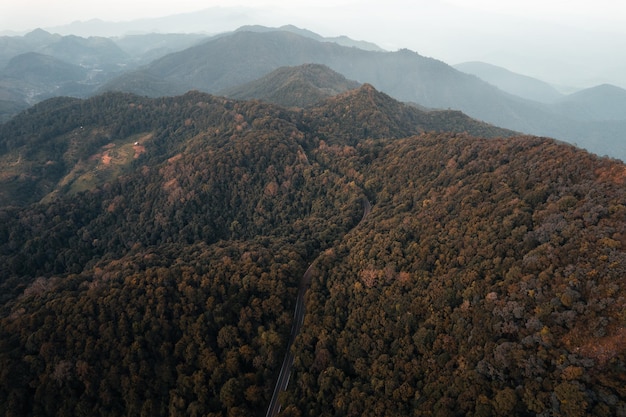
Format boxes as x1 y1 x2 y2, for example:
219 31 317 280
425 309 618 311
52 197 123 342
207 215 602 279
265 197 371 417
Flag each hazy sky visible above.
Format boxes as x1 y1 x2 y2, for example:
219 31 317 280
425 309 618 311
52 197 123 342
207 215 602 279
2 0 626 88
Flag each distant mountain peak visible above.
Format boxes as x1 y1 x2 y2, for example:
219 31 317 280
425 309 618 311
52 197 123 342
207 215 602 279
307 83 513 144
454 61 564 103
23 28 59 43
554 83 626 122
219 63 360 108
331 83 394 106
24 28 52 37
233 24 384 51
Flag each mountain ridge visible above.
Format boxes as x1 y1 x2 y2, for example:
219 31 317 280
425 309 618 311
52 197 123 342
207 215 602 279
102 29 626 160
1 26 625 160
454 61 565 103
553 83 626 121
0 84 515 207
235 24 385 52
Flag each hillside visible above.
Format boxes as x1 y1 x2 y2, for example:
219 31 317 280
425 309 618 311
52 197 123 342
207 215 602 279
0 84 513 207
219 64 361 108
288 134 626 416
553 84 626 122
234 24 385 52
113 33 210 65
0 52 94 104
3 52 87 85
0 30 135 121
0 29 210 121
0 86 625 416
454 61 564 103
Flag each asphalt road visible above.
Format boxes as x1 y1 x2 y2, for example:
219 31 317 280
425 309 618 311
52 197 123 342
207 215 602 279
265 197 371 417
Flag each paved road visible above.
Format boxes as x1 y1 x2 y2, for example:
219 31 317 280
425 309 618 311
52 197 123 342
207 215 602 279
265 197 371 417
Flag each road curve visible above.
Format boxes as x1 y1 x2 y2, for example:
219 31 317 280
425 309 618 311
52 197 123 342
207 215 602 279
265 197 371 417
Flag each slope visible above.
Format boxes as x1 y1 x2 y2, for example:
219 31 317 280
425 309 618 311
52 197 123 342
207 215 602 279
0 85 514 207
287 133 626 416
219 63 361 108
0 93 366 417
0 87 625 417
553 83 626 121
303 84 515 145
454 61 564 103
2 52 87 85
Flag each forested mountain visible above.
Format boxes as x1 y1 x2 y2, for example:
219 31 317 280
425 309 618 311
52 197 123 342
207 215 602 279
0 84 513 207
219 64 361 108
1 85 625 416
103 29 626 161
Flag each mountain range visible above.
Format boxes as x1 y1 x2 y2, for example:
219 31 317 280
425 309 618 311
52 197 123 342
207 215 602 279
1 72 625 416
111 28 626 160
0 82 513 207
1 25 624 160
454 61 566 103
0 28 210 121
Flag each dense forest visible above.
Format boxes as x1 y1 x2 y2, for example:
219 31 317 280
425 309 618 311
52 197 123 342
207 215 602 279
0 86 624 416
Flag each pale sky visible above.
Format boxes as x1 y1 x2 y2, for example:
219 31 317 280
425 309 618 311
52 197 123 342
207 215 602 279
2 0 625 31
2 0 626 88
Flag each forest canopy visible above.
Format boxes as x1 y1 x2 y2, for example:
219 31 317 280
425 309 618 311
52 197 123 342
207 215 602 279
0 86 624 416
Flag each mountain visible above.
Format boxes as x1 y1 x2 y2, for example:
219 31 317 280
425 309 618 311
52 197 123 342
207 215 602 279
0 90 29 123
107 30 543 127
95 69 190 98
235 24 385 52
0 30 134 121
36 34 129 70
302 83 516 144
1 86 625 416
2 52 87 85
1 52 92 100
112 33 210 65
0 52 92 120
553 83 626 121
2 27 624 160
106 29 626 161
0 29 207 121
1 29 129 70
0 29 62 68
0 84 513 207
219 64 361 108
454 61 564 103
